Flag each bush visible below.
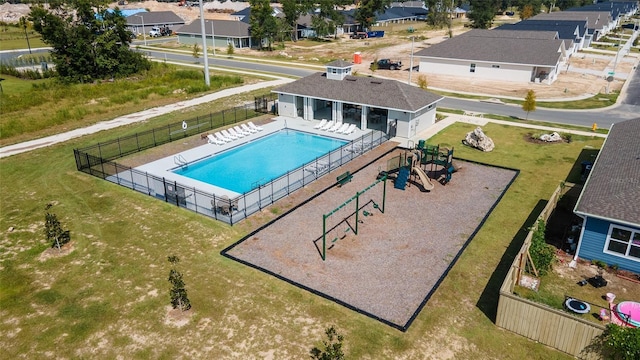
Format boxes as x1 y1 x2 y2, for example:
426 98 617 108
529 219 556 276
600 324 640 360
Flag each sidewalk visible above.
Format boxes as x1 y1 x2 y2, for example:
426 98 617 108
0 78 293 159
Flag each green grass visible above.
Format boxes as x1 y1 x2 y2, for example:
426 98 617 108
0 26 48 50
437 108 610 134
0 62 258 146
0 117 604 358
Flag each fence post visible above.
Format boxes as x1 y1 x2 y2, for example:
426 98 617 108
222 110 225 125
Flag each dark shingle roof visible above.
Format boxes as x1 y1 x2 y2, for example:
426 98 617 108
496 21 583 40
273 72 443 112
326 60 354 68
532 11 610 32
575 118 640 225
176 20 250 38
125 11 185 26
414 29 563 66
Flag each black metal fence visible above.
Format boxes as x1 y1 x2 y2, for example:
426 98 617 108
74 93 388 225
74 94 277 162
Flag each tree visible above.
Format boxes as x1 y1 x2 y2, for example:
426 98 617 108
192 43 200 62
417 75 428 89
19 16 32 54
168 256 191 311
355 0 391 31
249 0 278 50
369 57 378 74
425 0 452 29
226 43 234 57
44 212 71 250
599 324 640 360
520 4 535 20
468 0 500 29
310 326 344 360
281 0 311 41
29 1 150 83
522 89 536 120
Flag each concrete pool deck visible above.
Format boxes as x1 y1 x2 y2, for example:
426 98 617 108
223 148 518 330
134 117 378 199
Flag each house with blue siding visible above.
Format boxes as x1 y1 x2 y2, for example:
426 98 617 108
572 118 640 273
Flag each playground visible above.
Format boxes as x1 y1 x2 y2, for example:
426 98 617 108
223 147 518 330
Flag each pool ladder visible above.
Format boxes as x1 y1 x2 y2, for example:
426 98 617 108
174 154 188 169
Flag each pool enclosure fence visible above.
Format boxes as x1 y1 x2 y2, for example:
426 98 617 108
74 96 388 225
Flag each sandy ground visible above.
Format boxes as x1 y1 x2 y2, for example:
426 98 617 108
225 148 517 328
3 1 635 99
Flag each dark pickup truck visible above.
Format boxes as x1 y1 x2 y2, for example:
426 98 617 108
371 59 402 70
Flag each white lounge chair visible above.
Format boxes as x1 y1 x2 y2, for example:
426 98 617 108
248 121 263 131
228 127 244 138
214 132 232 143
342 124 357 135
335 123 349 133
207 134 225 145
234 125 250 136
241 123 257 134
221 129 238 140
304 161 329 174
314 119 327 129
320 120 335 131
328 121 343 132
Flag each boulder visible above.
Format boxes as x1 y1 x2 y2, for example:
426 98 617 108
539 132 562 142
463 127 495 152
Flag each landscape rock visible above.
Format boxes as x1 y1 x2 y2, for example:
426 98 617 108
463 127 495 152
539 132 563 142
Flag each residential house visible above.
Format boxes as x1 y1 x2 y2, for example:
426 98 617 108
495 20 586 54
272 60 443 140
415 29 564 84
125 11 185 36
573 118 640 273
176 19 252 49
531 11 614 45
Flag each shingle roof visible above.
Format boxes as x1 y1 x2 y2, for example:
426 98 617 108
125 11 185 26
575 118 640 226
273 72 443 112
532 11 611 32
326 60 354 68
496 21 583 40
414 29 563 66
176 19 250 38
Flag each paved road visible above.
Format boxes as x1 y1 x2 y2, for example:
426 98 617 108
621 65 640 106
151 49 639 127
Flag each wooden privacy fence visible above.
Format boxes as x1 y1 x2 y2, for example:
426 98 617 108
496 183 605 359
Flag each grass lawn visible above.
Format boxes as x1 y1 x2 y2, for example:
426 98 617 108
0 26 47 50
0 63 273 147
0 117 605 358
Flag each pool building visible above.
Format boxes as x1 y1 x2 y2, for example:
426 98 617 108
273 60 444 140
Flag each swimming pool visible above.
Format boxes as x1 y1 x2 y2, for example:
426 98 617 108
174 130 347 193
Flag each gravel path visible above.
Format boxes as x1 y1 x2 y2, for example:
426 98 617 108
224 149 517 329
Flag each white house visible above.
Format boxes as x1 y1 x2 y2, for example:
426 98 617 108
415 29 564 85
272 60 443 140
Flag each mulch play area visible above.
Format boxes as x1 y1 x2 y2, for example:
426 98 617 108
223 148 518 330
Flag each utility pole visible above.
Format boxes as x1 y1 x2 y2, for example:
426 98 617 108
134 15 146 46
199 0 210 87
211 20 216 56
408 36 415 85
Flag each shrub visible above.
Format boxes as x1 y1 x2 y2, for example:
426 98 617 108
600 324 640 360
416 74 428 89
529 219 556 276
591 259 607 269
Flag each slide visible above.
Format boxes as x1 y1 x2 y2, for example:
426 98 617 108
412 166 435 191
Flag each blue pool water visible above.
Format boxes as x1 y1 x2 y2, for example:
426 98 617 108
174 130 347 193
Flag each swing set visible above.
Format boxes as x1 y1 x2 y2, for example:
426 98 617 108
320 174 388 261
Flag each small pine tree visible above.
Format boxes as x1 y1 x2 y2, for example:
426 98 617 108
168 256 191 311
369 58 378 74
44 212 70 250
417 75 428 90
522 89 536 120
227 43 234 57
192 43 200 62
310 326 345 360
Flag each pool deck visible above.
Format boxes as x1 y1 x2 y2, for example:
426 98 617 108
135 118 373 199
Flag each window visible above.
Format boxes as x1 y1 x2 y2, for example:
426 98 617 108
491 65 500 68
470 64 476 73
604 225 640 261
